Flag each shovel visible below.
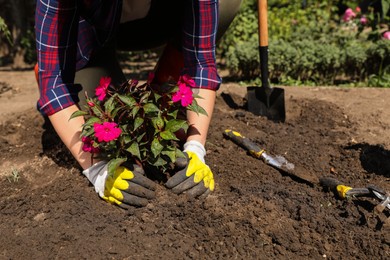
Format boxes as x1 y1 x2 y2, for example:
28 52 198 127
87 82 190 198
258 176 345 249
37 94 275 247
247 0 285 122
224 129 319 186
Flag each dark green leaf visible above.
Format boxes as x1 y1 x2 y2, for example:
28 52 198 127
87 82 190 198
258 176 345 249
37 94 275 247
104 95 116 115
69 110 88 120
84 117 101 127
91 105 103 117
107 157 127 176
160 130 179 141
118 94 136 107
167 109 178 118
140 91 151 103
126 142 141 160
148 156 167 167
143 103 160 113
133 117 144 131
136 132 146 142
161 150 176 162
175 148 186 159
165 119 188 133
111 107 122 119
151 114 164 130
153 92 162 102
151 138 164 157
82 125 95 137
122 135 131 144
130 106 140 118
187 100 208 116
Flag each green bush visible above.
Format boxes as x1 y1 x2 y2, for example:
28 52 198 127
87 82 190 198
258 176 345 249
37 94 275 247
219 0 390 86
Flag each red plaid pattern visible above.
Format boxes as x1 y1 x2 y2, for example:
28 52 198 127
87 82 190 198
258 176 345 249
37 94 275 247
35 0 221 116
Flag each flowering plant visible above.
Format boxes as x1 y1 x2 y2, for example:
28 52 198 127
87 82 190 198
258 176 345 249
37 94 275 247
341 6 370 33
70 74 207 176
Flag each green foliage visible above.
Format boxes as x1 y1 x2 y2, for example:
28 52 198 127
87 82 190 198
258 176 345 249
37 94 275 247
219 0 390 86
0 16 11 45
20 29 37 64
71 77 206 176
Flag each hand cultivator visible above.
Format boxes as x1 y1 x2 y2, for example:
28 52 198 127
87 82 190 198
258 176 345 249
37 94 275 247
320 177 390 223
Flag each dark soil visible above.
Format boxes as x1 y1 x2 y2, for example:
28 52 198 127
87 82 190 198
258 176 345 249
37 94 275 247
0 70 390 259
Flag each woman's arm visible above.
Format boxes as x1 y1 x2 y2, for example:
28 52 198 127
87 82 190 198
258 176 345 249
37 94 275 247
182 0 221 146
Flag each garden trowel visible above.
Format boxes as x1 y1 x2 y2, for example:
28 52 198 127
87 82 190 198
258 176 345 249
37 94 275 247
247 0 285 122
223 130 319 186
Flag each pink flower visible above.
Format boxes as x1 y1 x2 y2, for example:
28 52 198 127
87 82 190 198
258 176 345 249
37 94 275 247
95 76 111 101
383 31 390 40
178 74 195 88
343 8 356 22
93 122 122 142
360 16 368 25
130 79 139 87
81 136 100 153
172 83 194 107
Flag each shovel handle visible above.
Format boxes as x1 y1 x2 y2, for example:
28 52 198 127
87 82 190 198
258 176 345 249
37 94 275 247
258 0 268 47
223 130 265 159
257 0 270 90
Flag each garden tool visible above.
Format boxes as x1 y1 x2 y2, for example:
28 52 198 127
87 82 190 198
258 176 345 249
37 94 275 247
320 177 390 212
247 0 285 122
223 129 319 185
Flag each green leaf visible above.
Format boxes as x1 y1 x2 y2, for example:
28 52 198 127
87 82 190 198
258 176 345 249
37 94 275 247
167 109 178 118
140 91 151 103
118 94 136 107
160 130 179 141
122 135 131 144
161 149 176 162
91 105 103 117
151 114 164 130
130 106 140 118
165 119 188 133
111 107 122 119
153 92 162 102
148 156 167 167
126 142 141 160
82 125 95 137
84 117 101 127
69 110 88 120
382 0 389 18
133 117 144 131
143 103 160 114
136 132 146 143
151 138 164 157
107 157 127 176
104 95 116 116
187 100 208 116
175 148 186 159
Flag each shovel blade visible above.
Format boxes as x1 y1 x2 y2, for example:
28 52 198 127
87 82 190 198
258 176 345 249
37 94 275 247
247 86 285 122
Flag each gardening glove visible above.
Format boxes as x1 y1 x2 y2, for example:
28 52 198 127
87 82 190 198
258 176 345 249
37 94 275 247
83 161 156 208
165 140 215 198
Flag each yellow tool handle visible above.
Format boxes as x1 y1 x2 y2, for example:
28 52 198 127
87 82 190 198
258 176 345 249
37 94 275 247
223 130 265 159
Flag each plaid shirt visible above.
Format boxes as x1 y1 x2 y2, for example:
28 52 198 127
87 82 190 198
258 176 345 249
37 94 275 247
35 0 221 116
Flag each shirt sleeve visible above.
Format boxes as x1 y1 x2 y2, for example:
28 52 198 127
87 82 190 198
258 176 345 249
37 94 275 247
182 0 222 91
35 0 122 116
35 0 81 116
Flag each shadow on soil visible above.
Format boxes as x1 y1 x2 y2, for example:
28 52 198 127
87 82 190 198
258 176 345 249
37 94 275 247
346 143 390 177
